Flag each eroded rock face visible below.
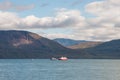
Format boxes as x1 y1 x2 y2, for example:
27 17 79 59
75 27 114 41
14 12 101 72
11 32 41 47
12 38 33 47
0 30 41 47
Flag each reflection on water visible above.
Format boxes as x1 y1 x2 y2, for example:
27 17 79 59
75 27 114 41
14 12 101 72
0 59 120 80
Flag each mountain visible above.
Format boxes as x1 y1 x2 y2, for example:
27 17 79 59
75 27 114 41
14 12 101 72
0 30 86 59
84 39 120 59
68 42 102 49
0 30 120 59
53 38 88 46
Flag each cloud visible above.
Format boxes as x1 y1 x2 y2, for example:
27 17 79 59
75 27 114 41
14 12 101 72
0 1 35 11
41 33 76 40
0 11 21 29
0 1 119 41
67 0 120 41
85 0 120 28
0 1 13 10
72 26 120 41
20 8 85 29
0 8 85 29
42 25 119 41
40 0 120 41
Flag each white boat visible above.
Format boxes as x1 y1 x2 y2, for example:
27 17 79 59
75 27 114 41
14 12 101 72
51 57 57 60
58 57 68 61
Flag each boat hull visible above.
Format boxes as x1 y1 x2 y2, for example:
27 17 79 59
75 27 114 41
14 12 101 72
58 57 68 61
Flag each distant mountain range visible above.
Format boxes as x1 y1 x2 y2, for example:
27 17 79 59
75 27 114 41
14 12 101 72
68 42 103 49
67 39 120 58
53 38 89 46
0 30 120 59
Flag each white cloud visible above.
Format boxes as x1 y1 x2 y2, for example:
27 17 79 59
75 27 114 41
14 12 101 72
0 8 85 29
85 0 120 17
20 8 86 29
0 11 20 29
41 33 76 40
72 26 120 41
0 1 120 41
72 0 120 41
85 0 120 28
0 1 13 10
0 1 34 11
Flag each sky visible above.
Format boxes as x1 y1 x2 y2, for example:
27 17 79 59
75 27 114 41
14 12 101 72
0 0 120 41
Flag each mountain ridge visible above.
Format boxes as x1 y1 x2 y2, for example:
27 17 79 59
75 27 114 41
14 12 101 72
53 38 89 46
0 30 120 59
0 30 85 59
68 42 103 49
84 39 120 58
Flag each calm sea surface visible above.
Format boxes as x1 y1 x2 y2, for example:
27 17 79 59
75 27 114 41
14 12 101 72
0 59 120 80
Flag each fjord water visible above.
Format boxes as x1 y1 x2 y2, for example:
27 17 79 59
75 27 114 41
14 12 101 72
0 59 120 80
